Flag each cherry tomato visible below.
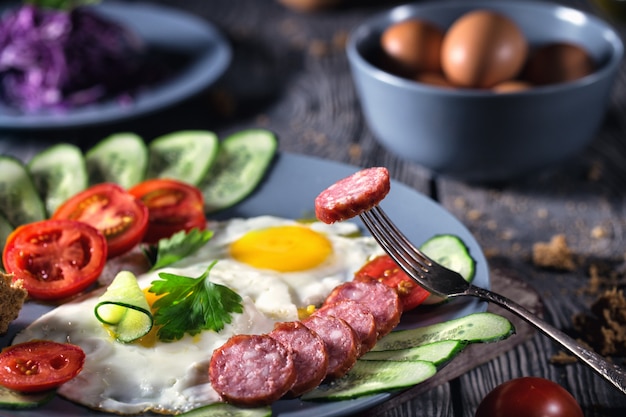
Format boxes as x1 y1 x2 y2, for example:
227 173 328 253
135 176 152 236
2 219 107 300
475 377 584 417
52 183 149 258
128 178 206 244
0 340 85 392
354 254 430 311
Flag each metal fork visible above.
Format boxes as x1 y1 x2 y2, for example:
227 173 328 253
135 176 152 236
360 205 626 395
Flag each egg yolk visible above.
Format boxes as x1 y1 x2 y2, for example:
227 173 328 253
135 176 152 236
229 225 333 272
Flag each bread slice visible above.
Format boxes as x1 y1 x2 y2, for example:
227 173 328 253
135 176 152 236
0 271 27 334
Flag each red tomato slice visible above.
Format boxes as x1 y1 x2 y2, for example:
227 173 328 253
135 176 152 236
2 219 107 300
52 183 149 258
354 254 430 311
128 178 206 244
0 341 85 393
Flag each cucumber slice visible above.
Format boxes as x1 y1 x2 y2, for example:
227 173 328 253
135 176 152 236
180 403 272 417
360 339 466 366
201 129 277 214
28 143 88 216
420 234 476 305
0 155 46 227
301 360 436 401
147 130 219 185
0 386 55 409
421 234 476 282
371 312 514 352
86 132 148 188
0 212 12 263
94 271 153 343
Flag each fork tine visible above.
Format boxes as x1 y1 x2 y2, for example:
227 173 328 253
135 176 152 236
360 207 431 282
371 206 433 267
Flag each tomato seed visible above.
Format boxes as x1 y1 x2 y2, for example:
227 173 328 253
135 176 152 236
14 359 39 375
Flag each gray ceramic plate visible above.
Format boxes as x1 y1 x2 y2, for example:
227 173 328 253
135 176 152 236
0 153 489 417
0 1 231 129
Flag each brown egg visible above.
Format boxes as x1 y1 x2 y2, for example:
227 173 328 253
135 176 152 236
415 71 454 88
492 79 533 93
441 10 528 88
278 0 341 12
523 42 595 85
381 19 445 76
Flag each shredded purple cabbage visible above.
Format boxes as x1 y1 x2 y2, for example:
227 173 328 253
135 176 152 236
0 4 145 113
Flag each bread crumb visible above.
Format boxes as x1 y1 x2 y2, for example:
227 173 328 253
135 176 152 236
466 209 482 221
550 350 578 365
532 234 576 271
572 288 626 356
0 271 28 334
591 225 609 239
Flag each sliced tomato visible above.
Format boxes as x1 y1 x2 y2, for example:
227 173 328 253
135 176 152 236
0 341 85 392
128 178 206 244
2 219 107 300
52 183 148 258
354 254 430 311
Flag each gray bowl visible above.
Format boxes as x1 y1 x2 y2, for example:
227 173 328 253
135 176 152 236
347 0 623 182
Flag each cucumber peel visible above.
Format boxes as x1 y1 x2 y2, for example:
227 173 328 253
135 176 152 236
28 143 88 216
360 339 466 366
371 312 514 352
0 386 55 409
147 130 219 185
201 129 277 213
301 360 436 401
94 271 153 343
86 132 148 188
0 155 46 227
180 403 272 417
419 234 476 305
421 234 476 283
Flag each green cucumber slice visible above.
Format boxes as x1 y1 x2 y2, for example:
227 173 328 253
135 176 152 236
420 234 476 304
421 234 476 283
94 271 153 343
180 403 272 417
0 155 46 227
147 130 219 185
27 143 88 216
371 312 514 352
0 212 12 267
201 129 277 214
360 339 466 366
0 386 55 409
301 360 436 401
86 132 148 188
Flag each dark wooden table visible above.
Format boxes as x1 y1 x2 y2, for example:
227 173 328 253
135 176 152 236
2 0 626 416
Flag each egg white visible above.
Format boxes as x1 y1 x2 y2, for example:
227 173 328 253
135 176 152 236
13 216 382 415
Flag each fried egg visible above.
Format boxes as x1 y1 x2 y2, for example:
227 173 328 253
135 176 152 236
13 216 381 415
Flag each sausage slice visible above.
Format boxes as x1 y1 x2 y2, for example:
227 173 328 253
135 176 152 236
269 321 329 397
324 279 402 339
314 299 377 355
209 334 296 406
315 167 390 224
303 314 359 379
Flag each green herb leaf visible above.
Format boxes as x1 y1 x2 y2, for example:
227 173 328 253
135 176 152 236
148 261 243 342
149 228 214 270
26 0 99 11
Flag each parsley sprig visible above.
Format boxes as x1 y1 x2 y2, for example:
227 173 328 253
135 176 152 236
148 261 243 342
147 228 214 271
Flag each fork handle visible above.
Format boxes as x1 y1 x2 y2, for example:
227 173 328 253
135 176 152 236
465 285 626 395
